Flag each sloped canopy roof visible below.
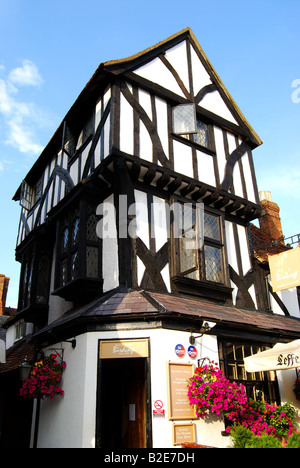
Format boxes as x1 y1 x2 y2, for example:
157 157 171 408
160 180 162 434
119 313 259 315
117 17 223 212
32 289 300 343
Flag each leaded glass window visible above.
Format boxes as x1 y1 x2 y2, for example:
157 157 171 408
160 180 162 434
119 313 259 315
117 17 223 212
87 206 98 242
62 226 69 252
173 104 197 135
72 216 80 245
56 201 102 296
36 252 51 304
20 180 33 211
71 252 79 280
18 241 52 314
86 246 98 278
176 203 224 284
192 121 210 148
172 104 210 149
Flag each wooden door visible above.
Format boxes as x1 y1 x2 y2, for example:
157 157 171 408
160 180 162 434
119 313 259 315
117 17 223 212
97 357 147 448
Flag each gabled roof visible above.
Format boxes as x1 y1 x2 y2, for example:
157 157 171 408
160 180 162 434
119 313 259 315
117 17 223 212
14 27 262 198
101 27 262 147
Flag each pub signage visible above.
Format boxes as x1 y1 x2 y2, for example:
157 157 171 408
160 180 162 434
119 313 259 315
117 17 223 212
99 339 149 359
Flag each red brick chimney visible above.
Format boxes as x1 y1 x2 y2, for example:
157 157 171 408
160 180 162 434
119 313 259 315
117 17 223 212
0 275 10 315
259 191 284 242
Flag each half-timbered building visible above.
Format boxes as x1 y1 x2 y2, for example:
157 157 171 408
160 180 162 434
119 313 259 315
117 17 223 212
2 28 300 448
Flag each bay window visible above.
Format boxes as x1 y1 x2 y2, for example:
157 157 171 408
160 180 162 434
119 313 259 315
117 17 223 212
53 195 103 303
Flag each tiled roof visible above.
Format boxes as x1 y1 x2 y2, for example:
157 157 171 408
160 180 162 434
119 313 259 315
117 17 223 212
80 289 300 336
30 288 300 343
0 339 35 375
249 224 289 263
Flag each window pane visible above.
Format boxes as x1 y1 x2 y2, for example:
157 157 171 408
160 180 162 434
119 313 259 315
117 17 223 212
173 104 196 134
204 213 220 240
87 212 98 241
86 246 98 278
36 253 51 304
62 227 69 252
204 245 223 282
180 236 197 271
71 252 79 280
72 218 80 245
61 259 68 286
192 121 209 147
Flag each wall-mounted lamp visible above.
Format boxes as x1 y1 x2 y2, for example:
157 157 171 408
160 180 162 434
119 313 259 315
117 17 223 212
63 339 76 349
189 322 213 345
20 356 32 382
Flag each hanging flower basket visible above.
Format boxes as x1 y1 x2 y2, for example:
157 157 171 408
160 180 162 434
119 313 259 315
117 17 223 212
187 362 247 421
20 353 66 400
187 362 298 438
293 378 300 400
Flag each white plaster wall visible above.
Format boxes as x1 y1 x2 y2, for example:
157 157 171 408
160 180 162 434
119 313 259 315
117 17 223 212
190 44 212 95
136 57 185 98
173 140 193 178
241 153 256 203
165 41 190 93
36 333 98 448
101 194 119 293
35 327 229 448
225 220 239 305
120 87 134 155
197 149 215 186
201 90 238 125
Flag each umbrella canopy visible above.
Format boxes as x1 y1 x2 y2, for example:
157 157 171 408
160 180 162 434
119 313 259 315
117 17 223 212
244 340 300 373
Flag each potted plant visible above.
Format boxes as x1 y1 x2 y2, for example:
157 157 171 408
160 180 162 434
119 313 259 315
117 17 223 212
293 378 300 400
20 353 66 400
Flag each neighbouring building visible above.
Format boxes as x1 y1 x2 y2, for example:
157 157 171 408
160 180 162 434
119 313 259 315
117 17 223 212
1 28 300 448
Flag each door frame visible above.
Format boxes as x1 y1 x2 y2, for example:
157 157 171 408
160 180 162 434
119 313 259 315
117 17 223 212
95 338 152 448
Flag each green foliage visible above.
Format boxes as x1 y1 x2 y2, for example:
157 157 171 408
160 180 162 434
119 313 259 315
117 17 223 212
230 425 300 448
246 434 282 448
286 433 300 448
229 425 255 448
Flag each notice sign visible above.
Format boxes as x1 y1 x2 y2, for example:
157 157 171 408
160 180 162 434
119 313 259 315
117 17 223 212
173 424 196 446
167 362 197 421
100 339 149 359
153 400 165 417
269 248 300 292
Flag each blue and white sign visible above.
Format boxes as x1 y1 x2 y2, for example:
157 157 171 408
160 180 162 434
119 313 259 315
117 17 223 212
175 344 185 358
188 345 198 359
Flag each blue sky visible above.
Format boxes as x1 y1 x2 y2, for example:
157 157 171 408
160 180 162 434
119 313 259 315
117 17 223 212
0 0 299 307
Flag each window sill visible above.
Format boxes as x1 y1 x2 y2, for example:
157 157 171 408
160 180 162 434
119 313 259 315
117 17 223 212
52 277 103 304
171 275 233 305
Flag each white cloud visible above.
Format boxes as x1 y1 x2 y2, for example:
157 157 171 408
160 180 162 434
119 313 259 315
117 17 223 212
0 161 3 171
0 61 48 155
8 60 43 87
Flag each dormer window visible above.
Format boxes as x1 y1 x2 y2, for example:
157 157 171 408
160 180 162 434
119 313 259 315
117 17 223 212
172 103 211 149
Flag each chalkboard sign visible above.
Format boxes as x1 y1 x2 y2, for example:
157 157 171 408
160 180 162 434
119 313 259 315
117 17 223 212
167 362 197 420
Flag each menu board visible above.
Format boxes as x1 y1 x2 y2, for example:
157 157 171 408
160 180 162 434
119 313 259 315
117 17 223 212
167 362 197 420
173 424 196 446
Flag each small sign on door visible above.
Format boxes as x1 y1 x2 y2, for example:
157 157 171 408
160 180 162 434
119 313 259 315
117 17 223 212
129 404 136 421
